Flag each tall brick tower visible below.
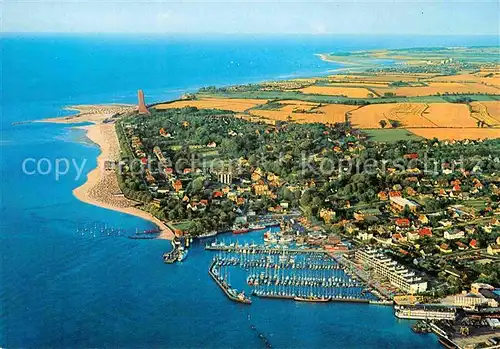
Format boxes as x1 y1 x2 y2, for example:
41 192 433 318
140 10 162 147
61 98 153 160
137 89 150 114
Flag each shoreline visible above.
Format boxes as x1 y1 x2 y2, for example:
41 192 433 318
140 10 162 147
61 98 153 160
45 105 174 240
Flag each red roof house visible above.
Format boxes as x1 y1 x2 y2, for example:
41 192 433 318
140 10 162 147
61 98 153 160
418 227 433 238
395 218 410 227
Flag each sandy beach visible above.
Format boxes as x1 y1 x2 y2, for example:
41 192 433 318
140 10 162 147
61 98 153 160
44 105 174 240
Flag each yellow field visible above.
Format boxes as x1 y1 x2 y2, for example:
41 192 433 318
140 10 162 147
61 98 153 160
300 85 375 98
310 104 359 124
481 101 500 122
481 75 500 88
373 82 500 97
423 103 476 127
429 73 500 88
349 104 395 128
349 102 479 128
470 101 500 127
248 102 357 124
410 128 500 140
350 103 436 128
429 74 485 83
154 98 268 112
388 103 435 127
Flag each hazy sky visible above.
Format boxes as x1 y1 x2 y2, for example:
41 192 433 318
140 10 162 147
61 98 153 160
2 0 499 35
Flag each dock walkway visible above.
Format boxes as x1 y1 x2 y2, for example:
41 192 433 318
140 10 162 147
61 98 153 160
208 261 251 305
206 244 327 255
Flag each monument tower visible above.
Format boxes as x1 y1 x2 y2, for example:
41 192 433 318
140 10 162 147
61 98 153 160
137 89 150 114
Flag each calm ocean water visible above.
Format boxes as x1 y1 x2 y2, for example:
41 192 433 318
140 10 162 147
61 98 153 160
1 34 497 348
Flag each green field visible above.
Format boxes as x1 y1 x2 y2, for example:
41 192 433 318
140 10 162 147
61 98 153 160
462 199 490 210
363 129 424 143
172 221 191 231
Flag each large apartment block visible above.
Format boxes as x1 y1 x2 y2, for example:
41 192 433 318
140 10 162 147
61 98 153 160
355 248 428 294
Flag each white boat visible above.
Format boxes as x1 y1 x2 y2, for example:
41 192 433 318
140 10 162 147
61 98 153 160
177 247 188 262
198 230 217 239
248 223 266 231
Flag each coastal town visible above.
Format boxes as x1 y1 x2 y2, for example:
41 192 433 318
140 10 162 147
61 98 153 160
63 47 500 349
6 1 500 348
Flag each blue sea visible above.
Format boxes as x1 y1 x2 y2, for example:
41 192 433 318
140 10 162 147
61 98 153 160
1 34 497 348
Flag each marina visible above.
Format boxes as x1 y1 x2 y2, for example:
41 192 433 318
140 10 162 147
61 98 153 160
209 259 252 304
205 238 379 305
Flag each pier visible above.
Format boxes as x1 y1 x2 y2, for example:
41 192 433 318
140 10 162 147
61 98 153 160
252 291 370 304
206 242 327 255
208 260 252 304
163 238 185 263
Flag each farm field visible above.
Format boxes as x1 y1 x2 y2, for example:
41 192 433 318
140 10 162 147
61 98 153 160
409 128 500 140
470 101 500 127
481 101 500 123
248 101 357 124
429 72 500 88
372 82 500 97
386 103 434 127
299 85 375 98
423 103 477 127
348 102 484 129
154 98 268 112
350 103 436 128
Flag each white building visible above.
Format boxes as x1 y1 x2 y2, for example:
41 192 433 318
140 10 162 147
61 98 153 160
394 305 457 320
450 293 498 308
390 196 418 212
217 170 233 185
355 248 428 294
444 230 465 240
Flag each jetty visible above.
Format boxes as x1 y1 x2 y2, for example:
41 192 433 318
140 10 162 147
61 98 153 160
252 291 370 304
163 238 185 263
208 259 251 304
206 242 327 255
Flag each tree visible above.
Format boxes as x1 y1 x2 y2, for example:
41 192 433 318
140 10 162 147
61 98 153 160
379 119 387 129
190 177 205 193
300 190 313 207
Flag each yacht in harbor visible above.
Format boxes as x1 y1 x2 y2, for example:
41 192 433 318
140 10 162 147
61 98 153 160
198 230 218 239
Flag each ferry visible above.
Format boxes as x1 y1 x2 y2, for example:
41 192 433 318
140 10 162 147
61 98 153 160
198 230 217 239
232 226 249 234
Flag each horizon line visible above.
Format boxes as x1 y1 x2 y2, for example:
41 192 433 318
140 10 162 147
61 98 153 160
2 31 499 37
